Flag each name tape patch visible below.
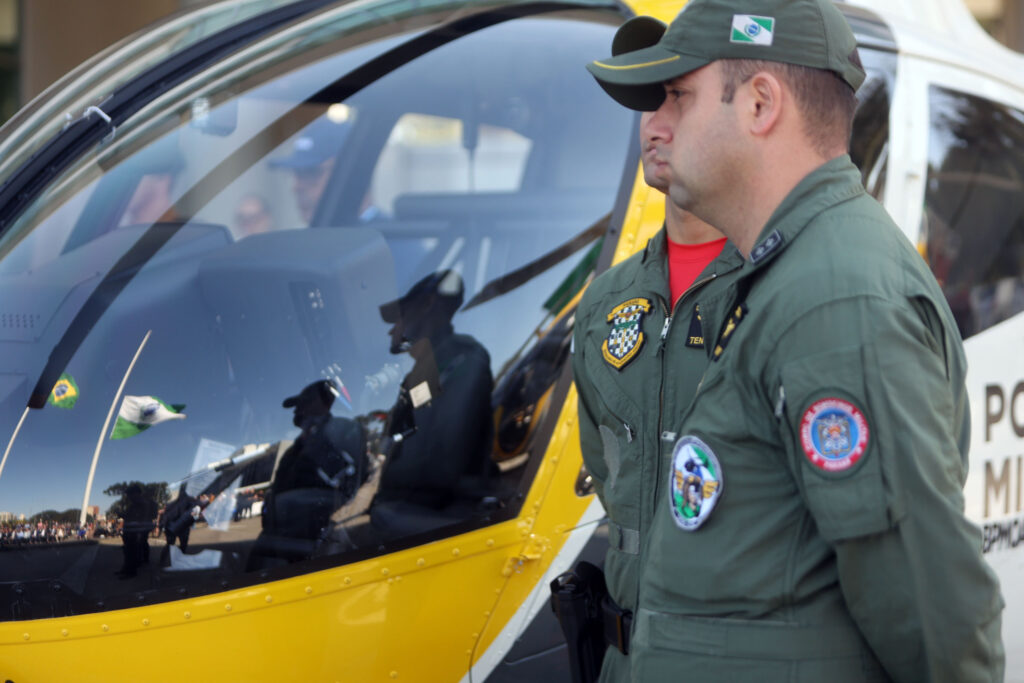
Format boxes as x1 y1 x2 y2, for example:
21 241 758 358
685 303 704 348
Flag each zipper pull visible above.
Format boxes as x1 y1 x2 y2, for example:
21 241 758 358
657 316 672 354
624 423 634 442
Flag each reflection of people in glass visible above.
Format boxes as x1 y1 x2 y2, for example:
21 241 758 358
269 118 349 225
123 138 186 226
117 483 157 579
232 194 275 238
251 380 366 567
370 270 494 538
161 483 198 552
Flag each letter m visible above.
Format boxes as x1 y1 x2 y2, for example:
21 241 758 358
985 459 1011 519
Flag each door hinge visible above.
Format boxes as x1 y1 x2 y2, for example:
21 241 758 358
501 534 549 577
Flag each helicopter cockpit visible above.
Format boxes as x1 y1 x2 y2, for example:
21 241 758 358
0 0 633 620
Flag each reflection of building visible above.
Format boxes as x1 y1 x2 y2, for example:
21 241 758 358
87 506 99 520
0 511 12 522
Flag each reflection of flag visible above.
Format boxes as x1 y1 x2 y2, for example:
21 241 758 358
48 373 80 409
543 239 602 314
111 395 186 440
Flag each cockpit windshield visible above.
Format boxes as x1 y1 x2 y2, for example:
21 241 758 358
0 0 632 620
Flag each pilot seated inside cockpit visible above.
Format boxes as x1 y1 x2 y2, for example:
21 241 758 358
368 270 495 539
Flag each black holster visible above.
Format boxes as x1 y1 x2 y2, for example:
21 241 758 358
550 561 630 683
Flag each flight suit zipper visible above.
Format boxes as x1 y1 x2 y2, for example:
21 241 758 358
656 273 717 494
624 272 720 631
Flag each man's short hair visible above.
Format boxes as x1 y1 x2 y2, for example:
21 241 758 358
719 54 862 156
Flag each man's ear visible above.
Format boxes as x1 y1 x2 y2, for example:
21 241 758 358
746 71 783 137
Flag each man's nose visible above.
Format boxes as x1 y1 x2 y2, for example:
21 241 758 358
644 104 674 142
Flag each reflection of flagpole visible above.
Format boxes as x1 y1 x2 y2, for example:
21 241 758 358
79 330 152 528
0 406 30 484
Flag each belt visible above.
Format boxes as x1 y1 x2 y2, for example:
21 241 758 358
635 608 873 659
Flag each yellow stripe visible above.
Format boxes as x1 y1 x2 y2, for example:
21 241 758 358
592 55 680 70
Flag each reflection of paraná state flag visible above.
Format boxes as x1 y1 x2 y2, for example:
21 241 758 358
110 395 186 440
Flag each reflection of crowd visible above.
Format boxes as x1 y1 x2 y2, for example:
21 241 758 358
233 489 264 521
0 522 89 547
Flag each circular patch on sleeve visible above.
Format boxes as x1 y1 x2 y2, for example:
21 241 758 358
669 436 722 531
799 398 870 472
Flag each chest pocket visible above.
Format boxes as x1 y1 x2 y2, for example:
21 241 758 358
581 331 646 531
779 344 900 542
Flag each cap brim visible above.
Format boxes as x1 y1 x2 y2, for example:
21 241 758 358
586 45 706 111
282 395 300 408
612 16 667 56
379 299 401 323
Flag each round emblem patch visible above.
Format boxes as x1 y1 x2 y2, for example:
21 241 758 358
799 398 870 472
669 436 722 531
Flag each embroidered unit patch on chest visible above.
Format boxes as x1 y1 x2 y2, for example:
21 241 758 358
601 297 652 370
669 435 723 531
799 398 870 472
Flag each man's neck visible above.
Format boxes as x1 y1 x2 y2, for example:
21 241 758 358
664 200 726 245
709 149 844 258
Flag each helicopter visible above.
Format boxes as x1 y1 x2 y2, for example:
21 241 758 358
0 0 1020 680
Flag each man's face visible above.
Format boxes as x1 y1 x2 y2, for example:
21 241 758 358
234 196 273 237
639 95 681 194
661 63 741 216
125 173 175 225
292 157 335 224
388 316 410 355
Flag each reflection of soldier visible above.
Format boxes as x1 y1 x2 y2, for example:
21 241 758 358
233 194 275 238
123 137 185 226
269 118 349 225
117 484 156 579
370 270 494 538
261 380 366 546
162 484 197 552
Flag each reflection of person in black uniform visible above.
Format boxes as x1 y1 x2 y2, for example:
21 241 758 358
117 483 157 579
161 483 197 552
370 270 494 538
255 380 366 564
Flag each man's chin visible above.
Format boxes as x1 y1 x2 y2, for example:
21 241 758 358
642 171 669 195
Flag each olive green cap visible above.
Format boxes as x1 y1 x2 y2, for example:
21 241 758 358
587 0 865 111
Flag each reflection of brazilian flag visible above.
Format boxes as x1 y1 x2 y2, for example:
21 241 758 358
48 373 79 409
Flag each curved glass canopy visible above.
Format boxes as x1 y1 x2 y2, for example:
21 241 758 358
0 0 634 619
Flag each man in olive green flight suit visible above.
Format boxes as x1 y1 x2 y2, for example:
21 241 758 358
572 16 742 682
586 0 1004 681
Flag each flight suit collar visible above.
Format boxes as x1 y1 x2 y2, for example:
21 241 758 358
741 154 865 273
639 226 745 298
638 228 672 303
695 156 865 361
